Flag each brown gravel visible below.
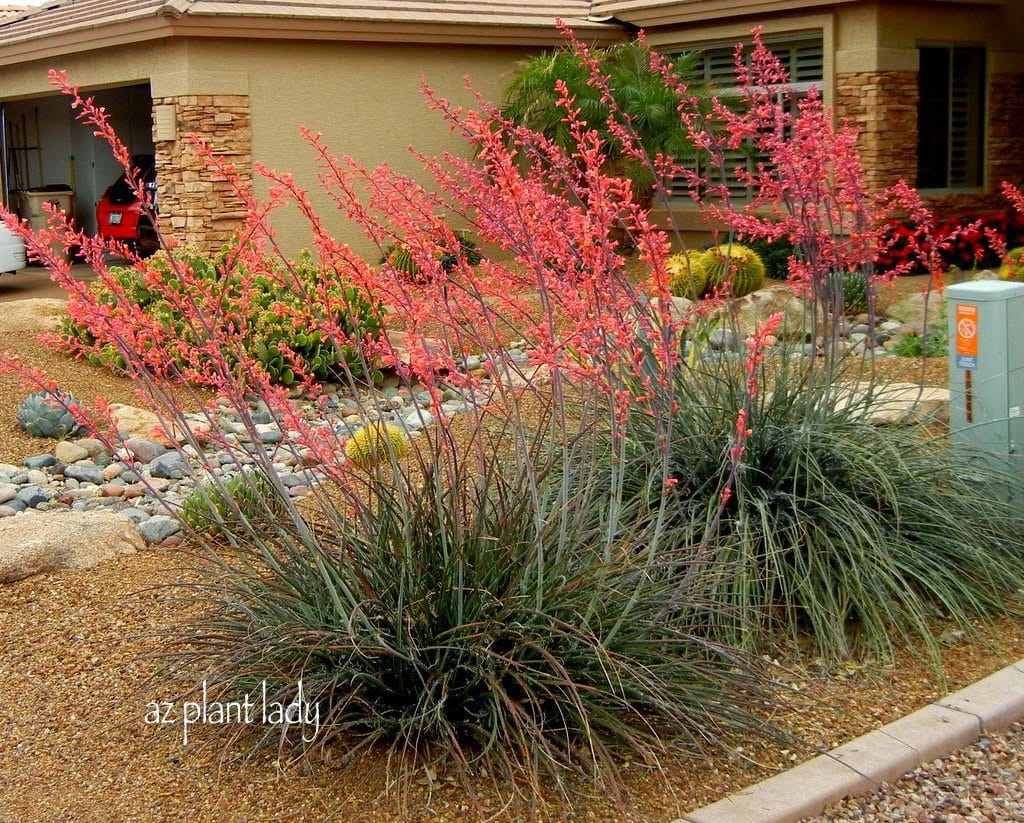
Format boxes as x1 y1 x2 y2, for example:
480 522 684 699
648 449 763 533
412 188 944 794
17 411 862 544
813 722 1024 822
0 271 1015 822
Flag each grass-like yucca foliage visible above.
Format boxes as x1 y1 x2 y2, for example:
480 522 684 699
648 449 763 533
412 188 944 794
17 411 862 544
626 353 1024 662
173 419 769 805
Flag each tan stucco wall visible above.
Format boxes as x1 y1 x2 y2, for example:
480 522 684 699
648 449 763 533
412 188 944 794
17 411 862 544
834 1 1024 75
0 39 186 99
2 37 534 256
175 38 533 257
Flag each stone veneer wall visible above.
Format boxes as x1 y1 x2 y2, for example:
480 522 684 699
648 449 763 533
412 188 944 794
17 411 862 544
836 70 1024 216
152 95 252 254
834 71 919 192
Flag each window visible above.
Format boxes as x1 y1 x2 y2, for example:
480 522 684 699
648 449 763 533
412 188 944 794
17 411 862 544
917 46 986 190
667 37 825 200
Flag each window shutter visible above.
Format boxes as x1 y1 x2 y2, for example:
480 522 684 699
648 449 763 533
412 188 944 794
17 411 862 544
663 35 824 201
791 42 825 83
948 49 985 187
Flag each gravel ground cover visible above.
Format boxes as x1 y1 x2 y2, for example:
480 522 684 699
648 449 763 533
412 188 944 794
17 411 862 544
0 270 1013 821
813 722 1024 822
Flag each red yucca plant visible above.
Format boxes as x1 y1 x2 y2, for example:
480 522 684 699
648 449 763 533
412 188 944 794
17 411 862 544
2 30 1024 816
0 56 779 814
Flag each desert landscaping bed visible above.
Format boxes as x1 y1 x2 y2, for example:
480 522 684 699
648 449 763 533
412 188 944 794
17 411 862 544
2 542 1023 822
1 277 1021 821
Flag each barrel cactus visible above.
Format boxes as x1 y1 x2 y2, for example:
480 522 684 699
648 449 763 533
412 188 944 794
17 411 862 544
999 247 1024 281
17 390 81 439
344 423 409 470
666 250 708 299
701 244 766 298
385 243 419 277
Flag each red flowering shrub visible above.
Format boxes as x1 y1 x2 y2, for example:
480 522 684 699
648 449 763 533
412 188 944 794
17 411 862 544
874 210 1024 276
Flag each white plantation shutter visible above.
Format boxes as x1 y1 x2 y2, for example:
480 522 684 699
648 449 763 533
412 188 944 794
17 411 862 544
666 36 824 201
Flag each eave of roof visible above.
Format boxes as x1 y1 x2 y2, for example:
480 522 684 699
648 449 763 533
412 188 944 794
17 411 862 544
0 0 626 70
590 0 1006 28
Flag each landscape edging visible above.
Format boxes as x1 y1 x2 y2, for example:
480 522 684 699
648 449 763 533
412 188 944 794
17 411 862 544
675 656 1024 823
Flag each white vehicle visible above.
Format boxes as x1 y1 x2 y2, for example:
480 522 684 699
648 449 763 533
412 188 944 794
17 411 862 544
0 224 26 274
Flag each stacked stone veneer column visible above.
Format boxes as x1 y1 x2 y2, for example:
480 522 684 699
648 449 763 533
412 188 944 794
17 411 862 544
834 71 919 192
152 95 252 254
835 70 1024 214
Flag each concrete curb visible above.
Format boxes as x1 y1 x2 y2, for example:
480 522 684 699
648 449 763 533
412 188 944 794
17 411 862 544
674 657 1024 823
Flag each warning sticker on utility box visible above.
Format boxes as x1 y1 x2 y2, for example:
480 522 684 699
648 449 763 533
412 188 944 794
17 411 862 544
955 303 978 369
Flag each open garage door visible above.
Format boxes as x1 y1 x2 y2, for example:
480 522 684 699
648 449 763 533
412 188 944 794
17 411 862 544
2 83 153 238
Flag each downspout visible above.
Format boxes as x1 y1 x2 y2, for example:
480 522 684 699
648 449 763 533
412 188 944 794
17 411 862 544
0 103 8 210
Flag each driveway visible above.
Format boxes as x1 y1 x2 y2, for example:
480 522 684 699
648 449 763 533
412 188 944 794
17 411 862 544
0 263 98 303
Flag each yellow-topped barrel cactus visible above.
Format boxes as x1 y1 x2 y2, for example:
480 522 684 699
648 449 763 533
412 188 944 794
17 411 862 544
701 244 766 298
344 423 409 470
999 247 1024 281
666 250 708 299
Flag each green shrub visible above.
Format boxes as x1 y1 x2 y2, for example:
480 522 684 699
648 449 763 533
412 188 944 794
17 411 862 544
745 235 795 280
64 244 383 387
622 355 1024 662
180 471 287 534
381 229 483 280
999 246 1024 281
890 325 947 358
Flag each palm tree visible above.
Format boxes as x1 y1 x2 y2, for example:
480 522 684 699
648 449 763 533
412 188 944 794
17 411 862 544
501 41 714 207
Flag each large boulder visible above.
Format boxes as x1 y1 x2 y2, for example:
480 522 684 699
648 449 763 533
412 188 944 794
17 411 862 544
886 292 945 328
831 382 950 426
0 510 144 583
108 404 164 442
3 298 67 333
732 284 813 341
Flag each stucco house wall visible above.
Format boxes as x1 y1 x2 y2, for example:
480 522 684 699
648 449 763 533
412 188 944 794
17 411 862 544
1 37 531 256
1 0 1021 258
152 38 532 254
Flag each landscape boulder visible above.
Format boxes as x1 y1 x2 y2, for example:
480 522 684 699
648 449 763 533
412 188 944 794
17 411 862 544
109 404 165 442
886 292 945 328
727 285 814 342
0 510 144 583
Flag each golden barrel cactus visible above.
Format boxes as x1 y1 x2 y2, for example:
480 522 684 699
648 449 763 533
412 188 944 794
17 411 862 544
344 423 409 470
701 244 766 298
666 250 708 299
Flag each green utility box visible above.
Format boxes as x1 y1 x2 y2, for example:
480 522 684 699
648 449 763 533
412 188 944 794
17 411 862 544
947 280 1024 476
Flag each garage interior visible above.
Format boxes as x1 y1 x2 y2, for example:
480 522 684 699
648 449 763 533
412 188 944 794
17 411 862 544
1 83 154 237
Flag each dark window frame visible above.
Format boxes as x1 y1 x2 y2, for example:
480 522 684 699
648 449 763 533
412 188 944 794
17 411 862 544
916 45 987 191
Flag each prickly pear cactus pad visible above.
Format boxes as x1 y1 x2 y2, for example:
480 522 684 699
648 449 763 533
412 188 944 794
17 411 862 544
16 390 82 439
702 244 767 299
344 423 409 470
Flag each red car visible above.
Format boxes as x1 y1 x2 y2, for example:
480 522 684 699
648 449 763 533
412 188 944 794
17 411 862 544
96 154 159 256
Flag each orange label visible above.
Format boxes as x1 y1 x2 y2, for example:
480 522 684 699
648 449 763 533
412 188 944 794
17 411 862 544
955 304 978 357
